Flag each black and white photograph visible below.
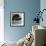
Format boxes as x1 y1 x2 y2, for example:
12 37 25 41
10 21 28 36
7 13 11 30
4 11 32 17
10 12 25 27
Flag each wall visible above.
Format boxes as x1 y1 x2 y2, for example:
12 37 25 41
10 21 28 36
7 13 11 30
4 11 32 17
4 0 40 42
40 0 46 27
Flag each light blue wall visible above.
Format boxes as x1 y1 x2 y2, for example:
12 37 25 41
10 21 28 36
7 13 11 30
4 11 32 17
4 0 40 42
40 0 46 27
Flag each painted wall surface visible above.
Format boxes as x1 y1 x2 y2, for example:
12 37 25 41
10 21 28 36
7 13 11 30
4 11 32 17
40 0 46 27
4 0 40 42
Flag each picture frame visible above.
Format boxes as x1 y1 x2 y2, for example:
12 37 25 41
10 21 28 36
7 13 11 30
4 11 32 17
10 12 25 27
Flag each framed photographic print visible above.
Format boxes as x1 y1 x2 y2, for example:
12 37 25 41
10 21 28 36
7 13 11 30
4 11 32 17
10 12 25 27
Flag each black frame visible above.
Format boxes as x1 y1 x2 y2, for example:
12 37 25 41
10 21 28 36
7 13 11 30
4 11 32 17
10 12 25 27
